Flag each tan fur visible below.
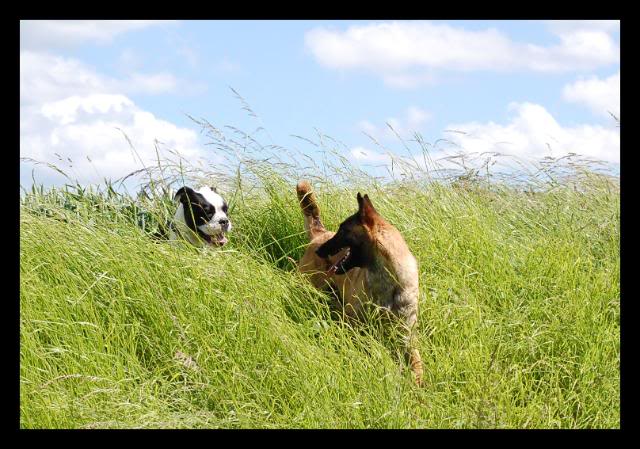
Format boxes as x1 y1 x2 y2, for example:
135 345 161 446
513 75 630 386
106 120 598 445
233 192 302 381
296 181 424 385
296 181 325 240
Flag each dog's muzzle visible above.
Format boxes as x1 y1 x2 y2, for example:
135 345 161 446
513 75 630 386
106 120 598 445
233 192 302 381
199 229 228 246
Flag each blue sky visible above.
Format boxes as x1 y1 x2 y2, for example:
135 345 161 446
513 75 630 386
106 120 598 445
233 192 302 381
20 20 620 187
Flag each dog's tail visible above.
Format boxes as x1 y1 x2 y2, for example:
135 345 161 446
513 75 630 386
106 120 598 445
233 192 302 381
297 180 325 240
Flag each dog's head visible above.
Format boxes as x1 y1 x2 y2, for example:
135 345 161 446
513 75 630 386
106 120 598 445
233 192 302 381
316 192 380 274
173 186 232 246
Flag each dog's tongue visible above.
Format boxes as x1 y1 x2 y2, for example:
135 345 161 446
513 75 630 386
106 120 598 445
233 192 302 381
327 248 350 274
202 233 227 246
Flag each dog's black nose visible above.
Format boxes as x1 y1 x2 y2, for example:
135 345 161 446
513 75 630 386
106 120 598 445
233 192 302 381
219 218 229 226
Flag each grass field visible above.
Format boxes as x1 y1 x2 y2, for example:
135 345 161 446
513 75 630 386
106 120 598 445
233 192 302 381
20 129 620 428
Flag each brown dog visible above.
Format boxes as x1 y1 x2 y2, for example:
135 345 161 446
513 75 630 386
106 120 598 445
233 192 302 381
296 180 423 385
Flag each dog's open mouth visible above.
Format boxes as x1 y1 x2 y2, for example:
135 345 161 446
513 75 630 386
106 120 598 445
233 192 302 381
327 247 351 274
201 232 228 246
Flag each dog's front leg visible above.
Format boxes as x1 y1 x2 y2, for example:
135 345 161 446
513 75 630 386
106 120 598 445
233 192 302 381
404 336 423 387
393 293 423 387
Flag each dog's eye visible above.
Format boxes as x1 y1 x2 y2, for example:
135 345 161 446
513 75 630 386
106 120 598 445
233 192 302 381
222 203 228 213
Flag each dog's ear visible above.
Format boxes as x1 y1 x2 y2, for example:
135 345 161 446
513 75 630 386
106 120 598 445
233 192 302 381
357 192 378 228
174 186 196 204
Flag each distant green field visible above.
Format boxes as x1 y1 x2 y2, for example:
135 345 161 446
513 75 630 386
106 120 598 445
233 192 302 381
20 144 619 428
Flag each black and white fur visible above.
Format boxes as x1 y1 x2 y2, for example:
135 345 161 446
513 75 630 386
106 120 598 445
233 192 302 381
170 186 232 247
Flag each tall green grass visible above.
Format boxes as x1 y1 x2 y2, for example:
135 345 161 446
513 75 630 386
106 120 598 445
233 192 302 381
20 119 619 428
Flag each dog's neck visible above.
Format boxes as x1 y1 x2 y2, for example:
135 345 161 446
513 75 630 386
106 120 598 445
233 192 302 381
364 231 418 308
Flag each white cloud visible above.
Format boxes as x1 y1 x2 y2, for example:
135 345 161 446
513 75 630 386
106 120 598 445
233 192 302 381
39 94 135 125
20 51 184 105
563 71 620 118
20 51 209 186
21 93 206 186
21 51 105 104
358 106 432 141
349 102 620 178
444 102 620 163
20 20 173 50
305 21 619 87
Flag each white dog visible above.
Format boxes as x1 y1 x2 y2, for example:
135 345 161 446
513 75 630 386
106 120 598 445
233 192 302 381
169 186 232 247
